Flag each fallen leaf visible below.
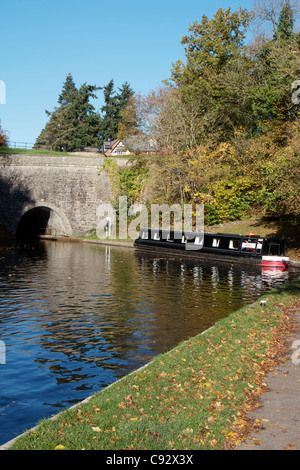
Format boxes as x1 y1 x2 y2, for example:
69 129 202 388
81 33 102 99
91 426 101 432
210 438 218 447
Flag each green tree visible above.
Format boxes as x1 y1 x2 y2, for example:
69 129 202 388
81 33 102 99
117 82 135 111
249 23 300 132
58 73 77 105
140 4 300 225
252 0 299 37
179 7 253 75
168 8 254 145
274 0 294 40
99 79 117 143
99 80 134 145
35 74 102 151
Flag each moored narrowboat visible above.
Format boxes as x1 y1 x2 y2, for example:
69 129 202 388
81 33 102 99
134 228 289 270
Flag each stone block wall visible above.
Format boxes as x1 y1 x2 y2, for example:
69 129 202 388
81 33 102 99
0 153 114 236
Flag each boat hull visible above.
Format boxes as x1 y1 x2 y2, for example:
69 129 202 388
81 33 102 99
134 240 263 266
261 256 290 270
134 236 289 270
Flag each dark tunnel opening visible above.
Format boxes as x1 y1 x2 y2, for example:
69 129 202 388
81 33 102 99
16 207 51 240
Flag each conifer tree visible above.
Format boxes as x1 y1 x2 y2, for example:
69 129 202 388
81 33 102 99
274 1 294 40
58 73 77 105
36 75 135 151
98 80 134 145
35 74 101 151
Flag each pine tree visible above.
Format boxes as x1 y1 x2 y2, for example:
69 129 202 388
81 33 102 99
58 73 77 105
35 75 135 151
99 80 134 145
35 75 101 151
117 82 134 109
274 1 294 41
99 80 118 143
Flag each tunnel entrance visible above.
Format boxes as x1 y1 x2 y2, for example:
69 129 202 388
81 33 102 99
16 206 70 240
16 207 51 240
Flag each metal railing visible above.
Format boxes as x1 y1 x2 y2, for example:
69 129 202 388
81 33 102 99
7 141 35 149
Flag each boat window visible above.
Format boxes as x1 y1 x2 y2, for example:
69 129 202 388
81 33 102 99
153 232 160 240
212 238 220 247
167 233 174 242
256 239 263 253
194 236 203 245
182 235 187 243
229 239 240 250
141 231 148 239
241 239 256 253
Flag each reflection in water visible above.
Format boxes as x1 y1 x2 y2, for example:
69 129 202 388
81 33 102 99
0 241 292 445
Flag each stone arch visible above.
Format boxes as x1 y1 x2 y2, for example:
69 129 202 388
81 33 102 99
16 202 73 239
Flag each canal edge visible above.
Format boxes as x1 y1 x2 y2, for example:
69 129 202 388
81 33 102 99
0 325 213 451
39 235 300 269
39 234 135 249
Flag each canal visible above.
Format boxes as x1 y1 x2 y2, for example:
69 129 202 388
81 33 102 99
0 240 293 445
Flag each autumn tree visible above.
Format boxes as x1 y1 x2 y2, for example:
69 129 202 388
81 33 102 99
0 125 8 147
117 95 140 140
168 8 254 145
140 5 300 222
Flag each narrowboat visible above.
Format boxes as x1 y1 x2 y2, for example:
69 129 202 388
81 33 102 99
134 228 289 270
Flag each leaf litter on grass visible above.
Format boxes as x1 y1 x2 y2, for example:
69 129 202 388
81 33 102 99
9 282 300 450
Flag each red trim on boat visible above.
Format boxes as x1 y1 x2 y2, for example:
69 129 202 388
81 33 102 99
262 266 288 272
261 260 289 268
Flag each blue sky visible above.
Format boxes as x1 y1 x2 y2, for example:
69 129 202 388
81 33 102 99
1 0 253 144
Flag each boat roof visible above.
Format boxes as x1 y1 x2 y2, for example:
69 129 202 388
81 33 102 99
139 228 284 242
140 228 262 238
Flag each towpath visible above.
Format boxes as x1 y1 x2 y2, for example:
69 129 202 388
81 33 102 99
236 307 300 450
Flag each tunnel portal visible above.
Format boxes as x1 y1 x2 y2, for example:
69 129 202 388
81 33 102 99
16 206 69 240
16 207 51 239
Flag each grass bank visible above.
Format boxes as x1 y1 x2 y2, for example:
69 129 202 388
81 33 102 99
7 280 300 451
0 147 73 156
0 147 158 160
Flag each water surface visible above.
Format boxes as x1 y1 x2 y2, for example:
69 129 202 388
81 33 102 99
0 240 291 445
